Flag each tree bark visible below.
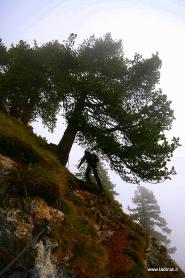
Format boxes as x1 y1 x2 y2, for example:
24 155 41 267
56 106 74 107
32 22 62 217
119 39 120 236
58 97 85 165
21 108 33 124
21 98 36 124
58 120 78 165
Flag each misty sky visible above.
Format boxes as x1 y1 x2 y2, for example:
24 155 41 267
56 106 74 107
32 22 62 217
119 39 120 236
1 0 185 269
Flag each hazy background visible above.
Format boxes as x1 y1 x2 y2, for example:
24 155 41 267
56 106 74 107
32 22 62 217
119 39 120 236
1 0 185 269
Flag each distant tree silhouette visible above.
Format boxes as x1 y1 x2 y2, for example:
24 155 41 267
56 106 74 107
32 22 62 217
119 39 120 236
128 186 176 254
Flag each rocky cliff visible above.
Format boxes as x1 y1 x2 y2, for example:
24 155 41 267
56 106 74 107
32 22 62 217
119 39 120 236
0 113 184 278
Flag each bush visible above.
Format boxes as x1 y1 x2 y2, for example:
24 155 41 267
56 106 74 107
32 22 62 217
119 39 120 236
126 249 145 278
5 166 61 205
73 235 108 278
74 218 94 236
59 199 71 215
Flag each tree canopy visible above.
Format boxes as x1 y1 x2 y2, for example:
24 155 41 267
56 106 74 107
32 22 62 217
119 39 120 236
0 34 180 184
0 39 72 130
57 34 179 183
128 186 176 254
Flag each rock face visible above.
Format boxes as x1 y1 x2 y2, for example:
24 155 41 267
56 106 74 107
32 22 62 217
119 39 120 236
30 197 64 224
0 154 19 182
31 239 60 278
0 153 65 277
0 197 66 278
0 117 184 278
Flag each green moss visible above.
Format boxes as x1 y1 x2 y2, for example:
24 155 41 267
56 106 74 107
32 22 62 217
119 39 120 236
64 210 95 237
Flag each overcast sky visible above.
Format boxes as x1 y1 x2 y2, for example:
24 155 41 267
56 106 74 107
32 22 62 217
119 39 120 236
1 0 185 269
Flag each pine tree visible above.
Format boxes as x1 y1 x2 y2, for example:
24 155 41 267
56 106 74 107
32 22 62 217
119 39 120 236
128 186 176 254
56 33 179 184
0 34 180 183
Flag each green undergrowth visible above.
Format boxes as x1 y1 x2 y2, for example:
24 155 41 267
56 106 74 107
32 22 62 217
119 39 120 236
0 113 59 166
0 113 78 205
0 164 78 208
127 249 145 278
128 222 147 251
73 235 108 278
51 206 108 278
59 198 96 238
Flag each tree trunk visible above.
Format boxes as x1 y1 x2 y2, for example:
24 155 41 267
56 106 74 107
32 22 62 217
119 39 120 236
58 97 85 165
58 121 78 165
21 108 33 124
21 98 36 124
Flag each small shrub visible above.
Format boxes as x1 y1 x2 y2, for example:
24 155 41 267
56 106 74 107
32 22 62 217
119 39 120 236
22 249 35 268
0 135 41 165
73 235 108 278
128 229 146 251
0 114 59 167
60 200 71 215
126 250 145 278
6 166 61 205
74 218 94 236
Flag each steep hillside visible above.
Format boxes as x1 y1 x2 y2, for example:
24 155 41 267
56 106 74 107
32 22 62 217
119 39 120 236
0 113 184 278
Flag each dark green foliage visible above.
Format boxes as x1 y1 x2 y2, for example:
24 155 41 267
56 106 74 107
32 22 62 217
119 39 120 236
98 162 118 195
128 186 176 254
0 39 70 130
126 249 143 265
